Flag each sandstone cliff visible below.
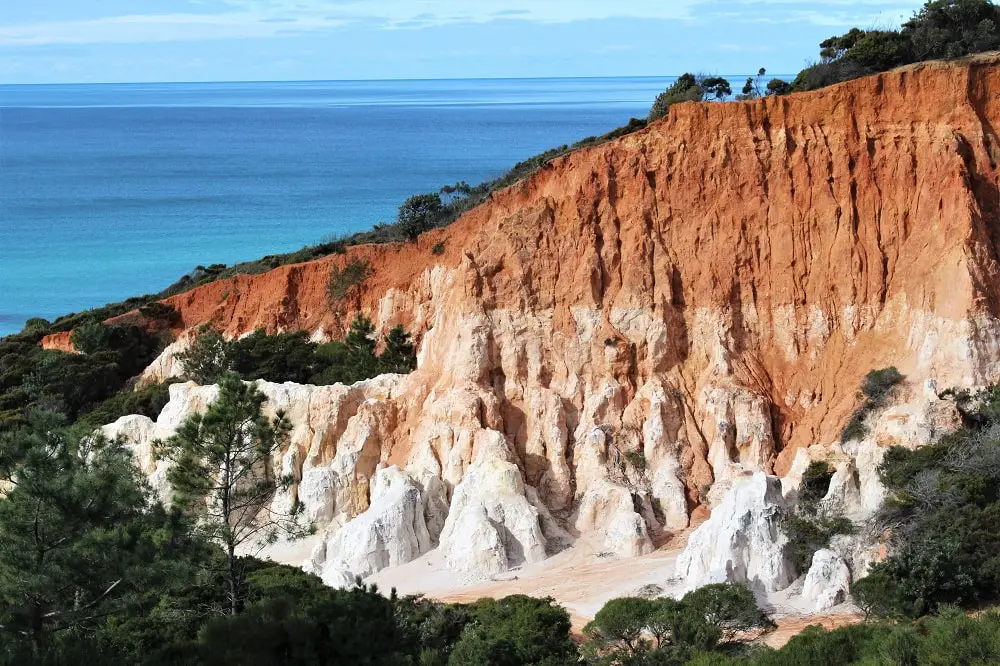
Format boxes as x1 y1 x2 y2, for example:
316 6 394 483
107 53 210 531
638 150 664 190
92 56 1000 597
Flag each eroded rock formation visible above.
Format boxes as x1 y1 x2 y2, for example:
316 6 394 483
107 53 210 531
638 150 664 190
91 56 1000 591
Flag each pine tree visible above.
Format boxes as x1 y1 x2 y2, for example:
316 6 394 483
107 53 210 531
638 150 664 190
157 374 305 615
176 328 233 384
379 325 417 375
0 415 154 654
342 315 379 384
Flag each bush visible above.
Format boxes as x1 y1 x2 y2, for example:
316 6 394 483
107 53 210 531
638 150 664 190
649 74 704 122
72 321 113 355
584 584 773 663
230 330 318 385
766 78 793 96
175 318 416 388
799 461 834 505
625 450 647 472
448 595 577 666
177 328 233 384
79 380 181 426
852 385 1000 617
842 367 905 442
792 0 1000 93
782 460 853 571
327 259 372 302
398 193 445 241
783 513 854 572
432 241 446 255
860 366 904 405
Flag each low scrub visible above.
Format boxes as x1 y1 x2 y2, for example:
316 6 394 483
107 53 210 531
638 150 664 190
583 583 774 663
177 315 416 387
841 366 904 442
0 322 168 431
781 461 854 571
327 258 372 302
851 384 1000 617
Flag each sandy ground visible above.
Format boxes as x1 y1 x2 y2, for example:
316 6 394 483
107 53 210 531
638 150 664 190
366 535 863 646
265 531 862 648
373 536 682 631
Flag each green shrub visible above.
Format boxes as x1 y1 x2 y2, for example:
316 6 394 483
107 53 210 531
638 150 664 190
840 412 867 443
842 367 905 442
432 241 446 255
766 78 793 96
176 328 233 384
398 193 445 241
783 513 854 572
860 366 905 405
327 259 372 302
649 73 705 121
21 318 51 335
138 301 179 325
174 318 416 389
448 595 576 666
584 584 773 663
625 450 647 472
71 321 112 355
79 379 181 426
230 330 318 385
852 384 1000 617
782 460 853 571
792 0 1000 93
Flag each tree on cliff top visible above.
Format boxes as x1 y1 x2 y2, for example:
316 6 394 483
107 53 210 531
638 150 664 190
157 374 307 615
648 73 705 121
398 192 445 241
793 0 1000 92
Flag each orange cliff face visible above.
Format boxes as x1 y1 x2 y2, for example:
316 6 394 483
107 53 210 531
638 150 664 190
61 56 1000 516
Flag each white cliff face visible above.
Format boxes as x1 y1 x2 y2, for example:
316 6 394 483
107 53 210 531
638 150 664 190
307 466 432 587
104 366 965 608
101 383 220 504
675 473 796 593
700 387 776 485
572 427 655 557
802 549 852 611
439 455 547 578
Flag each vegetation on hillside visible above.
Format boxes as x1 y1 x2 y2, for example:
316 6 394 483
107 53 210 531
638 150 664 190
851 385 1000 617
780 461 854 572
3 2 1000 662
841 367 905 442
792 0 1000 92
582 583 774 664
177 315 416 387
0 321 169 430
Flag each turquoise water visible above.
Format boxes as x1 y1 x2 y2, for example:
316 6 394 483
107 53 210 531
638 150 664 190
0 77 695 336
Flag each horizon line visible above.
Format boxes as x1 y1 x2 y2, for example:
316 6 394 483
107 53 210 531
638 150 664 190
0 73 798 88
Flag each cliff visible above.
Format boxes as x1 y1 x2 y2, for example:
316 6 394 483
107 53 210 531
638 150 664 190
93 56 1000 598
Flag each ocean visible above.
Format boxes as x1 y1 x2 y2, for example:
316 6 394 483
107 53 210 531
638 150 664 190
0 76 711 337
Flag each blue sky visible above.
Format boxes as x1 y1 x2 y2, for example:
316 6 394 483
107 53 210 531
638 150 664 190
0 1 925 83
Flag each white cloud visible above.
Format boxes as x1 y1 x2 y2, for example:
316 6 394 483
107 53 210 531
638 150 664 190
0 0 707 46
0 0 918 47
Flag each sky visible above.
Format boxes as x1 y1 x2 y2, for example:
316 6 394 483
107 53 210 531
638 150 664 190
0 0 926 84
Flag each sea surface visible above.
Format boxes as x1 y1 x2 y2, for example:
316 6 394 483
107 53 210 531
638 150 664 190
0 76 734 337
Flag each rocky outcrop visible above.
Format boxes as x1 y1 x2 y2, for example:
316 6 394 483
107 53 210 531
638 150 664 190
675 472 796 593
93 57 1000 595
802 549 852 611
307 466 432 587
439 456 547 578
